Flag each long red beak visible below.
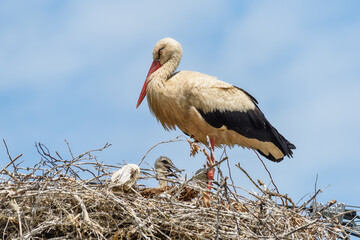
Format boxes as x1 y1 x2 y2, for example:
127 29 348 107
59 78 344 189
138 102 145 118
136 60 162 108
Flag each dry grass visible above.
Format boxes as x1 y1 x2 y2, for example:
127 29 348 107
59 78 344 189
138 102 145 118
0 139 351 239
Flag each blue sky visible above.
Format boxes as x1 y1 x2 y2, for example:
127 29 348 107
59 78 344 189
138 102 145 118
1 1 360 206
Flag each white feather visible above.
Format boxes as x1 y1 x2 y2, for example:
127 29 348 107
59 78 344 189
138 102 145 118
111 164 140 191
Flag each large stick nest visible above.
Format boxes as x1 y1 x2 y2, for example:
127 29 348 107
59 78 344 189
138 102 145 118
0 140 352 239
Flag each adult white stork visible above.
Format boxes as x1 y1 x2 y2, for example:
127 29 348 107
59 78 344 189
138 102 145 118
136 38 295 188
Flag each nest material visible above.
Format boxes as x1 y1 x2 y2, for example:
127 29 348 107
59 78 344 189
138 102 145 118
0 141 350 239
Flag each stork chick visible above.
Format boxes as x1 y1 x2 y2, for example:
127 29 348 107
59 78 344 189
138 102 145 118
194 168 209 185
194 167 219 188
154 156 180 188
111 164 140 191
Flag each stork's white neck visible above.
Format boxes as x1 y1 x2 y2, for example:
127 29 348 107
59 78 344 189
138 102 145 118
158 179 169 188
150 53 181 83
156 171 170 188
146 47 183 131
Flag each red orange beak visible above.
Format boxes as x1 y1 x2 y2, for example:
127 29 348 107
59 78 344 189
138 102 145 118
136 60 162 108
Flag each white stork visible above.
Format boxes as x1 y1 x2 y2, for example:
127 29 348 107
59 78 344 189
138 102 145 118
136 38 295 188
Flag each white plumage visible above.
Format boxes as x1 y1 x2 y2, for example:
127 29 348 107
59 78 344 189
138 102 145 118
137 38 295 162
110 164 140 191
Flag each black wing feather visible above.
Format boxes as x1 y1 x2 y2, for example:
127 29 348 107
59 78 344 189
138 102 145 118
197 106 295 162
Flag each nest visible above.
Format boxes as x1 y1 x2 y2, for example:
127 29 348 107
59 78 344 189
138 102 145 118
0 140 353 239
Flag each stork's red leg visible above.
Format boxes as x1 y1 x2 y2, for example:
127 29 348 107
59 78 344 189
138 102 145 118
207 137 215 190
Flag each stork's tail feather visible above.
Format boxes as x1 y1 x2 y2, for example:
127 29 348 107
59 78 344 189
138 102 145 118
261 125 296 162
280 133 296 157
256 140 295 163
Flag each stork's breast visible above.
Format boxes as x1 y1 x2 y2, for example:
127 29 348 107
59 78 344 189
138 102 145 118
147 80 184 130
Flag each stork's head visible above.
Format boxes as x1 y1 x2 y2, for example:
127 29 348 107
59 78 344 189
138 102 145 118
136 38 182 108
154 156 180 177
194 168 209 183
152 38 182 66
